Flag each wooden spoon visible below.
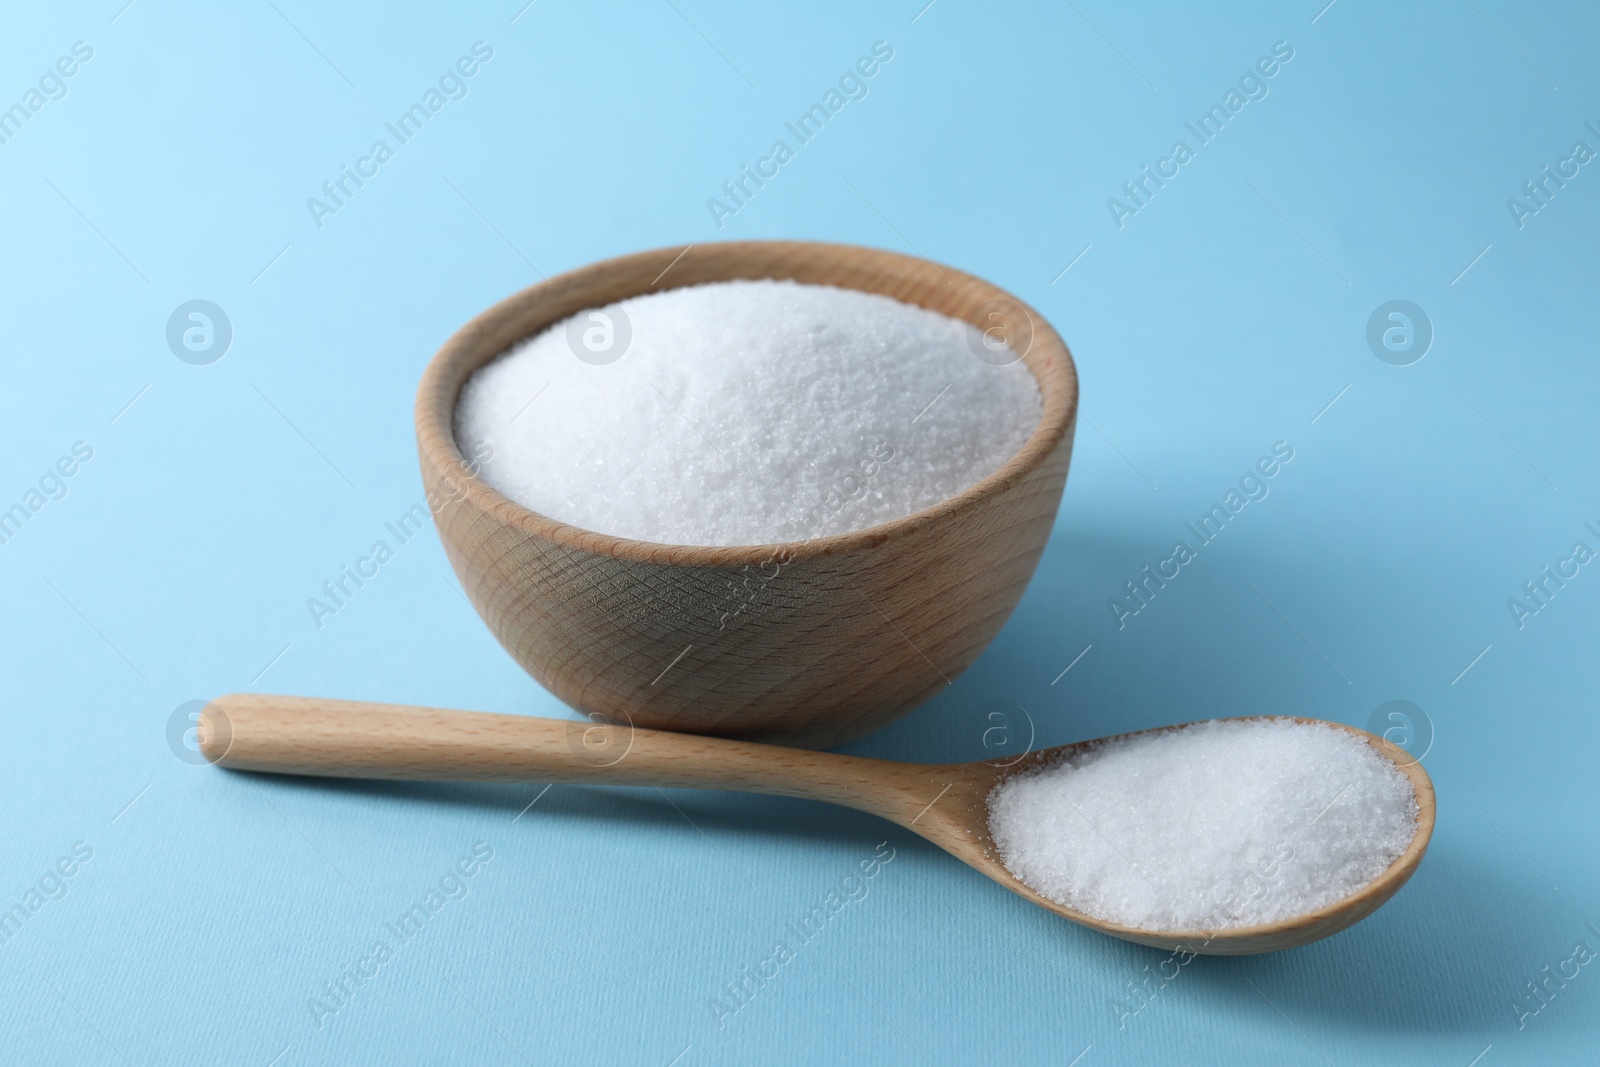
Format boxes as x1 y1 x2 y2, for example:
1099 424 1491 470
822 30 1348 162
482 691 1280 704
201 695 1434 955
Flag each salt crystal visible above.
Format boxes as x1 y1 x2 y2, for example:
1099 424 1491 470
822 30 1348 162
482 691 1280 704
454 279 1042 546
987 719 1419 931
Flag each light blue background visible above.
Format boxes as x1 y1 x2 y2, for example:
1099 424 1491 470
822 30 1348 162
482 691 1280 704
1 1 1596 1063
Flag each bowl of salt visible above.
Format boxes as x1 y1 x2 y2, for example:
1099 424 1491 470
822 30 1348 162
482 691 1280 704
416 240 1076 746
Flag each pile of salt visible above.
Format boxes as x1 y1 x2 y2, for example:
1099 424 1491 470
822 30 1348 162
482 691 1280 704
454 279 1042 547
987 718 1418 930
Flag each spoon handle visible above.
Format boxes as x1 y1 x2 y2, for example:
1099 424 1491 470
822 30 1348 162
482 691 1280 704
205 693 906 812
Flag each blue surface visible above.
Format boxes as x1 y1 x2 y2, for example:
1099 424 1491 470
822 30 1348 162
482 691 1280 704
1 1 1596 1064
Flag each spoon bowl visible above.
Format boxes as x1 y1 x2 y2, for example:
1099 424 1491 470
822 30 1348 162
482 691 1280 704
201 696 1433 954
905 717 1436 954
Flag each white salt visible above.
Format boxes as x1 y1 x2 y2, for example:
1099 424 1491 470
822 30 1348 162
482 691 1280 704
987 719 1419 931
453 279 1042 546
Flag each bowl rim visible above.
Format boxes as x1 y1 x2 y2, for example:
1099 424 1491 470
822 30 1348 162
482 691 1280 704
415 239 1078 567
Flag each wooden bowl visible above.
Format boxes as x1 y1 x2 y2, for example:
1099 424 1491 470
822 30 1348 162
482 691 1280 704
415 241 1077 746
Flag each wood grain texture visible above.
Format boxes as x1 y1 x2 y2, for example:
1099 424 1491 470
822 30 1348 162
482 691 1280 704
204 698 1434 956
416 241 1078 746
